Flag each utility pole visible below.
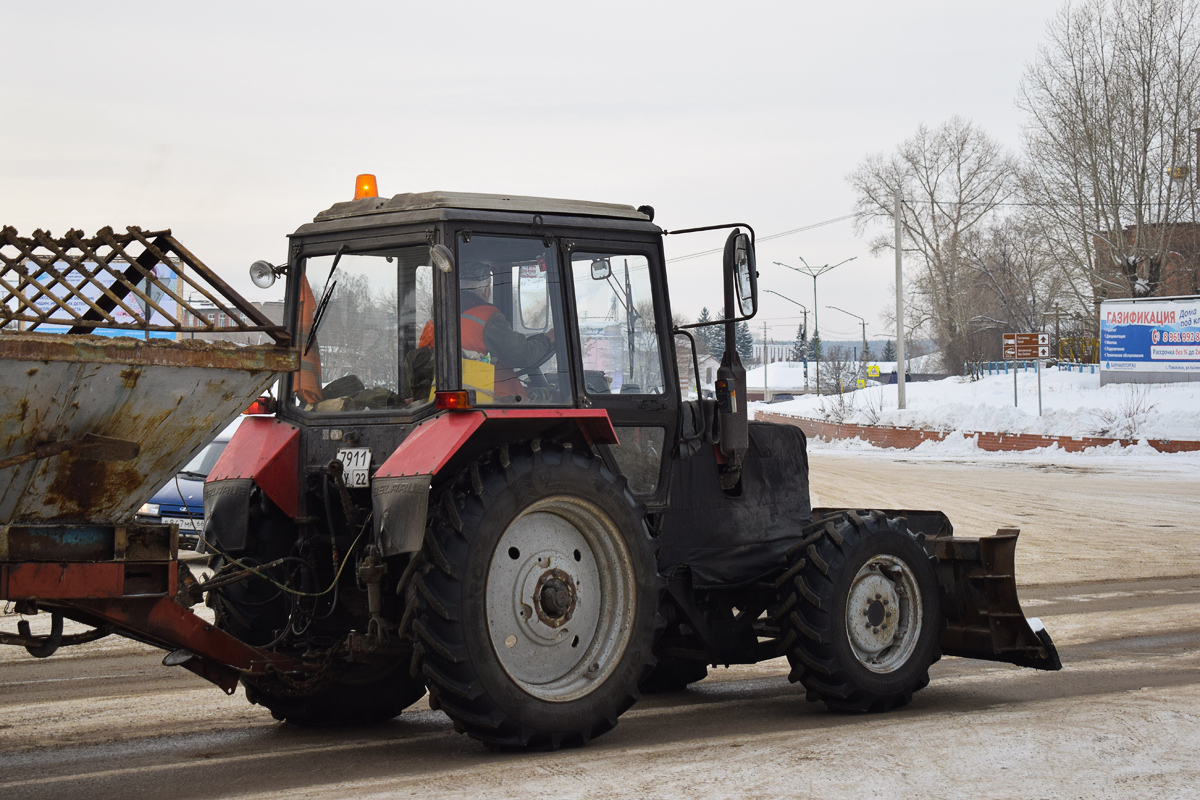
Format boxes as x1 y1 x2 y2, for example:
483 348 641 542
763 289 808 393
828 305 868 386
775 256 856 396
895 187 906 409
1054 304 1061 360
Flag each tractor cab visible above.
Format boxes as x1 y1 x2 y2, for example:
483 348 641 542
250 188 736 516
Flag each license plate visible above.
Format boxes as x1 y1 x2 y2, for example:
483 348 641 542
336 447 372 488
164 516 202 531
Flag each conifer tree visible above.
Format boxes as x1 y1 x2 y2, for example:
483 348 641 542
790 323 807 361
735 320 754 363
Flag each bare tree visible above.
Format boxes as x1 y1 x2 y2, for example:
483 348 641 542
819 345 859 395
1019 0 1200 326
849 117 1019 371
958 215 1069 357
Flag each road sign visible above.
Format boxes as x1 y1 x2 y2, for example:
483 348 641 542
1003 332 1050 360
856 378 866 388
866 365 880 378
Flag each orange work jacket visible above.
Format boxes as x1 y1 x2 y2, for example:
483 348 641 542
418 304 524 399
296 278 323 404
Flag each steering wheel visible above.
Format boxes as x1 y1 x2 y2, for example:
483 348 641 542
510 338 557 379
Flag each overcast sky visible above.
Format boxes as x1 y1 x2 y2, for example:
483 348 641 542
2 0 1060 346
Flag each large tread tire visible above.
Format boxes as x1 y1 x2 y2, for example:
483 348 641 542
779 510 941 713
410 441 662 749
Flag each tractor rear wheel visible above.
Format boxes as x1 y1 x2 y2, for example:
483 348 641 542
409 441 661 749
779 510 940 713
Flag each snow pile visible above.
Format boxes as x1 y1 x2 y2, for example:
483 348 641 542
745 354 943 390
757 368 1200 440
745 362 810 390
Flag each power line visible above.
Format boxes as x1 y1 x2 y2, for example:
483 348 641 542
892 197 1196 209
665 213 861 263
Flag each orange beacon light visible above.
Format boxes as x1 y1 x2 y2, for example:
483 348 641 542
354 174 379 200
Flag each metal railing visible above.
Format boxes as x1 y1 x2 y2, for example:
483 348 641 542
0 226 289 345
965 361 1041 378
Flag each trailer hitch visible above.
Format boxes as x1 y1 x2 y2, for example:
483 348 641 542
0 614 113 656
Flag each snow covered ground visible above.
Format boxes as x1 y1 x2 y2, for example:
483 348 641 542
749 365 1200 469
756 366 1200 441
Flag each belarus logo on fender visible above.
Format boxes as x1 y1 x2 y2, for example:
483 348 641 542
1151 328 1161 344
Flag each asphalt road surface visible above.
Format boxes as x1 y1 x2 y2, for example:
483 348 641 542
2 451 1198 799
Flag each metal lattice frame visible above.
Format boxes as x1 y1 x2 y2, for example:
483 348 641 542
0 226 289 345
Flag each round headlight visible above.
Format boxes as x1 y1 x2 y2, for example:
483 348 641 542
249 260 277 289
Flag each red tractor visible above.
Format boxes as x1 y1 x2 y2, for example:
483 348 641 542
0 189 1058 750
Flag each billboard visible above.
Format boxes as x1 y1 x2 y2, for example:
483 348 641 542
25 260 180 338
1100 296 1200 376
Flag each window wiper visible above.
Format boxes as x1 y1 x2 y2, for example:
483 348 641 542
177 470 208 481
304 244 349 356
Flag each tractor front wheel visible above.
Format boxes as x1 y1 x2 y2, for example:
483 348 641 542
779 510 941 713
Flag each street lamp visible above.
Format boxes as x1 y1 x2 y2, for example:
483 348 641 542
774 256 856 396
764 289 809 392
828 305 869 386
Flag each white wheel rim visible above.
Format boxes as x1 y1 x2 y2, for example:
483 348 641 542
844 554 923 673
485 496 636 701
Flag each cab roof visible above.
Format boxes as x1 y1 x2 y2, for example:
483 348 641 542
312 191 651 223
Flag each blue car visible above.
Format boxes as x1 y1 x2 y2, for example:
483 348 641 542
136 417 242 550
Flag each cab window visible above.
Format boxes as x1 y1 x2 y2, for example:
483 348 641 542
453 235 569 405
570 252 664 395
292 245 434 413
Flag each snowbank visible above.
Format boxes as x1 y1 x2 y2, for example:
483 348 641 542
745 354 943 390
756 368 1200 441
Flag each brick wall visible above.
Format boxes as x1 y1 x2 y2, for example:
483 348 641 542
755 411 1200 454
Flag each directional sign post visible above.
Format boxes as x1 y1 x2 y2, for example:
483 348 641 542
1002 332 1050 360
1003 332 1050 415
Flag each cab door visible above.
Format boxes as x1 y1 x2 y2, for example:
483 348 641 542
565 241 677 508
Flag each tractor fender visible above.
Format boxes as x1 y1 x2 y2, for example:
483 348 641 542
203 417 300 552
371 409 617 557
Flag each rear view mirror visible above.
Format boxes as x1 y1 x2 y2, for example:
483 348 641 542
591 258 612 280
724 231 757 318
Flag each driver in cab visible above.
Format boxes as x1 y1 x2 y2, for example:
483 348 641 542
408 258 555 403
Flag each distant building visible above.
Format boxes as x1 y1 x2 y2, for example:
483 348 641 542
181 300 285 345
753 338 792 365
1094 223 1200 300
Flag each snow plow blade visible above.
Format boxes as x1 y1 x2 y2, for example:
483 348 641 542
932 526 1061 670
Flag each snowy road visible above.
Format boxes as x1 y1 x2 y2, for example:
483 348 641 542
1 451 1198 799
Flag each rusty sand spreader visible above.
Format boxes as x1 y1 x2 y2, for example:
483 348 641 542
0 227 303 689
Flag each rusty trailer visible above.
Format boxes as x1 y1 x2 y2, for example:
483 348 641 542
0 227 305 689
